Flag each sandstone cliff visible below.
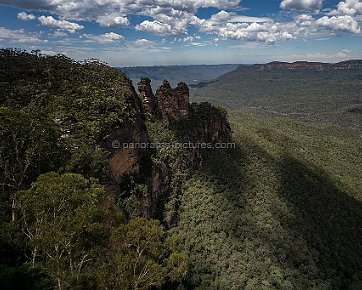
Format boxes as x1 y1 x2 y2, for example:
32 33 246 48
104 78 232 220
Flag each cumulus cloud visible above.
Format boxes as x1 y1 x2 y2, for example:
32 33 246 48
198 10 295 43
133 39 155 47
316 15 360 33
280 0 324 10
329 0 362 16
136 21 174 35
4 0 362 46
2 0 242 36
209 10 272 23
17 12 36 21
38 15 84 33
82 32 124 43
0 27 43 43
178 34 201 42
295 14 315 27
96 14 129 28
229 16 273 23
1 0 240 23
136 6 204 35
200 19 295 42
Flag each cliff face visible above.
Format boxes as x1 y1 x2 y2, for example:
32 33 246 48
137 78 158 119
155 80 190 124
106 78 231 220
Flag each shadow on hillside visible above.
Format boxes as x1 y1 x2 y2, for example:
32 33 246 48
201 144 254 207
277 155 362 288
198 140 362 288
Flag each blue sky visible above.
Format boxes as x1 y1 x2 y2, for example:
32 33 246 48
0 0 361 66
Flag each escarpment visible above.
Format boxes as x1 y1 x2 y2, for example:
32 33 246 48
107 78 231 221
237 60 362 72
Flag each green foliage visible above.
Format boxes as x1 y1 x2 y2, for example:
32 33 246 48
0 49 138 181
0 263 51 290
172 110 362 289
146 121 191 223
0 107 63 194
13 172 105 289
191 67 362 131
2 49 361 289
96 217 188 290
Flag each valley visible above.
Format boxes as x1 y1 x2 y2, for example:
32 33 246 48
121 64 239 88
1 51 361 289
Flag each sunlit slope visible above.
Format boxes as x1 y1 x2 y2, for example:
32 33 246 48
190 67 362 130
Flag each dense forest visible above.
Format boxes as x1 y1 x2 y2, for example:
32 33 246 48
1 49 361 290
0 49 189 290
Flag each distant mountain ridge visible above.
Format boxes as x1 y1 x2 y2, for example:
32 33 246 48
189 59 362 130
121 64 239 88
240 60 362 71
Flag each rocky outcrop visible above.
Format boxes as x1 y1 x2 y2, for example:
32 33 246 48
138 79 190 124
109 79 231 220
137 78 158 119
189 102 231 144
174 82 190 118
155 80 179 124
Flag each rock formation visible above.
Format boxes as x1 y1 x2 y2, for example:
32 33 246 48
108 78 231 220
137 78 158 119
174 82 190 118
138 79 190 124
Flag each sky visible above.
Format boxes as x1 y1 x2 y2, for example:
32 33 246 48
0 0 361 66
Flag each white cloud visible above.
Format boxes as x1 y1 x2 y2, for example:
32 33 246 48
136 21 174 35
209 10 272 23
212 22 295 42
82 32 124 43
295 14 315 27
198 11 295 43
210 10 231 22
229 16 273 23
329 0 362 16
338 48 352 56
5 0 362 47
38 15 84 33
133 39 155 47
2 0 240 24
3 0 242 37
17 12 36 21
0 27 43 43
96 14 129 28
280 0 324 10
49 30 68 38
136 6 203 35
178 35 201 42
316 15 360 33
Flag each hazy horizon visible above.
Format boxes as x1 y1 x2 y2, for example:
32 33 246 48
120 58 362 67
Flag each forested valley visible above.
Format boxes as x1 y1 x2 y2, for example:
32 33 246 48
1 49 361 290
